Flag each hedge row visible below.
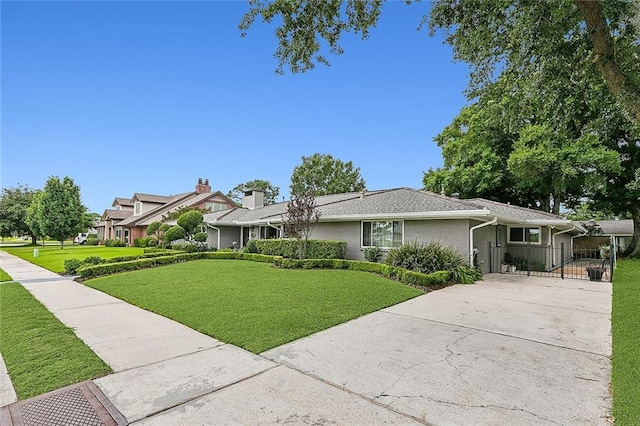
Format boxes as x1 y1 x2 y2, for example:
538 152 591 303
273 258 449 288
245 239 347 259
78 251 279 279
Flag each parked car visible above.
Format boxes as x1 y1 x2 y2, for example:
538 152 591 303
73 233 89 245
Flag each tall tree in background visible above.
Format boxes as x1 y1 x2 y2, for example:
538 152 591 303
25 190 46 244
0 185 37 243
33 176 89 248
227 180 280 205
290 153 366 196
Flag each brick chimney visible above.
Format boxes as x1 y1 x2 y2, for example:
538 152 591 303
196 178 211 194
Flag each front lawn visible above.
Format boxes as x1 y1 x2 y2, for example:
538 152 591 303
1 245 143 273
86 260 422 353
612 259 640 425
0 267 11 282
0 282 111 399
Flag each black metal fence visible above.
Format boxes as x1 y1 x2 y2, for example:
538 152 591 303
487 242 614 282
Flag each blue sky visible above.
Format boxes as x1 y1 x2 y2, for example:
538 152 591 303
1 1 470 213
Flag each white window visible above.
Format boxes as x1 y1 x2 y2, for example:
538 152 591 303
205 202 228 212
362 221 403 248
508 226 541 244
134 201 142 215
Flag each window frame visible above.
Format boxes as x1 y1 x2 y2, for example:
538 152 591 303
507 226 542 245
134 201 142 215
361 220 404 249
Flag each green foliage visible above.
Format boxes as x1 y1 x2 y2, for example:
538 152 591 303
283 191 321 259
36 176 88 247
0 283 111 399
158 223 170 232
251 239 346 259
143 247 174 254
164 225 186 244
226 179 280 205
163 206 208 221
176 210 205 234
25 190 46 241
273 257 450 288
86 238 99 246
146 221 161 236
134 237 154 248
63 259 83 274
385 240 467 275
0 185 37 240
78 253 208 278
290 153 366 196
364 246 383 263
105 238 125 247
193 231 207 242
450 266 483 285
612 260 640 425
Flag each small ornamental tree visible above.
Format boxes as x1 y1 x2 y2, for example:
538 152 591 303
164 225 186 246
158 223 170 247
282 191 321 259
37 176 88 248
177 210 204 237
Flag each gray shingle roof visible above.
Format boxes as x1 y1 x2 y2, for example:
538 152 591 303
131 193 176 204
206 188 490 225
102 209 133 220
588 220 634 236
112 197 133 207
463 198 564 222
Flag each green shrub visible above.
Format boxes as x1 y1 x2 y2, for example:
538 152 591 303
193 232 207 243
164 226 185 244
252 239 346 259
78 253 208 278
386 240 466 275
147 238 158 247
143 247 174 254
400 270 448 287
104 239 125 247
450 266 482 284
364 247 383 263
64 259 83 274
133 237 154 248
87 238 99 245
244 240 259 253
82 256 105 266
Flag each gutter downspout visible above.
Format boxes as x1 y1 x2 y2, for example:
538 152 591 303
266 221 282 238
571 228 588 260
469 217 498 266
551 226 575 266
207 224 220 250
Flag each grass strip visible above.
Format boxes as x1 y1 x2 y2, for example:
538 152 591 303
87 259 422 353
1 245 143 273
0 283 111 399
612 259 640 425
0 267 11 282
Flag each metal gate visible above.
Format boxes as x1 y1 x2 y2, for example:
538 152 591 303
487 242 614 282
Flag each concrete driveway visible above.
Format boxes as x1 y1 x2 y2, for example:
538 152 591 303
139 274 611 425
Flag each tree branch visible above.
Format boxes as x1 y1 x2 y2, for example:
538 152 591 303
574 0 640 124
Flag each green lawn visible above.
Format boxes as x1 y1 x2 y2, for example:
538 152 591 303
1 245 143 273
87 259 422 353
0 282 111 399
0 267 11 282
612 259 640 425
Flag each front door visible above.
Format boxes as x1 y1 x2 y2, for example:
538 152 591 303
242 227 251 247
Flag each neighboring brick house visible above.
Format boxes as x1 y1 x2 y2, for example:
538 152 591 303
111 178 235 245
95 197 135 242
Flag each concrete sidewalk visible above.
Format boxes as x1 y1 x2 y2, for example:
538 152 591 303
0 252 613 425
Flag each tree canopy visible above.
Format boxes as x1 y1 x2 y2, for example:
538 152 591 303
29 176 89 248
226 179 280 205
290 153 366 196
241 0 640 128
0 185 37 242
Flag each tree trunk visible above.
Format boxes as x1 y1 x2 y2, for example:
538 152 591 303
31 235 37 245
60 240 64 249
622 207 640 258
574 0 640 125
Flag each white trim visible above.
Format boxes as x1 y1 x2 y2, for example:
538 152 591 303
470 217 498 265
360 220 404 249
507 225 542 245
